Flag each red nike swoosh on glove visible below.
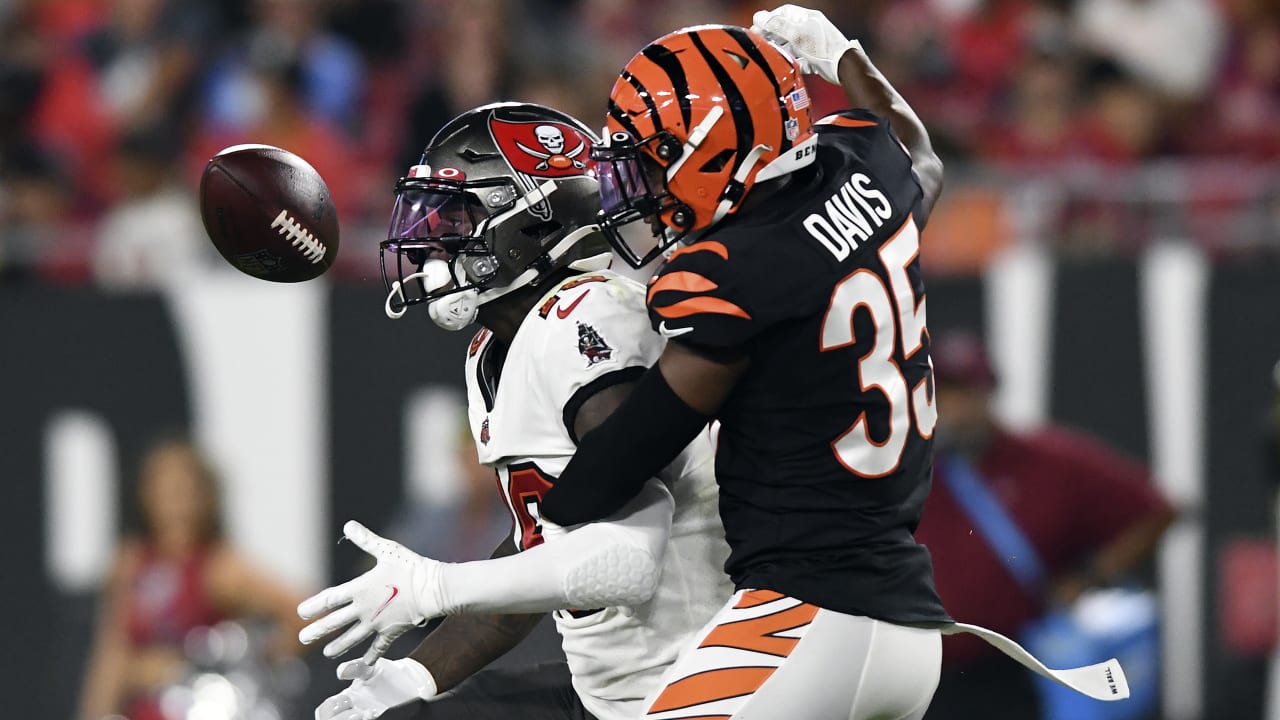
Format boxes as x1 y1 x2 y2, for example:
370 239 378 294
556 290 590 319
371 585 400 621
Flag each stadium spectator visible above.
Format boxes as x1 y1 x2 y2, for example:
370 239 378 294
1081 59 1170 162
203 0 364 135
981 32 1090 165
77 439 308 720
397 0 511 167
0 0 1273 271
916 331 1176 720
1074 0 1226 101
0 142 93 284
0 6 51 165
1201 7 1280 158
93 124 216 289
80 0 216 128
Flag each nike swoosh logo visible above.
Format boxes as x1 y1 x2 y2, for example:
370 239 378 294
371 585 400 621
658 321 693 338
556 290 590 319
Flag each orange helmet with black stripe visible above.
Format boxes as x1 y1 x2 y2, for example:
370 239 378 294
593 24 816 267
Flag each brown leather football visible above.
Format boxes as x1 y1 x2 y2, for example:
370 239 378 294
200 144 339 282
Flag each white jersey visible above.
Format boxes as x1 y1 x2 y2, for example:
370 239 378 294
463 269 732 720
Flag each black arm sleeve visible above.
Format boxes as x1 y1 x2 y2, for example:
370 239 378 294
540 364 710 526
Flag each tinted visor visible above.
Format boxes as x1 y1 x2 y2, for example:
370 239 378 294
387 189 478 243
381 182 497 312
598 155 652 214
592 137 680 268
595 146 669 213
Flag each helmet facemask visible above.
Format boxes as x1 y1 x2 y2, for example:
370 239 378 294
380 103 613 329
593 105 728 268
381 175 517 325
594 130 692 268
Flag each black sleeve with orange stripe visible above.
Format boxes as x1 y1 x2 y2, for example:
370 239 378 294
647 239 768 351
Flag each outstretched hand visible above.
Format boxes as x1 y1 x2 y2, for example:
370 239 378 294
298 521 447 662
313 657 439 720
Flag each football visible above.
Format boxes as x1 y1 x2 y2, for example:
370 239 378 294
199 144 339 282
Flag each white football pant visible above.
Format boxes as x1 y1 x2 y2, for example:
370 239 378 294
642 589 941 720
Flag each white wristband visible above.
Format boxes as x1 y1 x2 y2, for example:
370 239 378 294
398 657 439 700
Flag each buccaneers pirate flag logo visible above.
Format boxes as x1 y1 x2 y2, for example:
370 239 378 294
489 117 593 178
577 322 613 366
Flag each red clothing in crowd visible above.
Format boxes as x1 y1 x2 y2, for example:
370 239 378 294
123 545 224 720
916 425 1171 666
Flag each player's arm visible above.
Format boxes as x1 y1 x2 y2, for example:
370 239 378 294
542 242 756 527
834 47 943 216
309 536 544 720
1055 507 1176 604
753 5 944 217
541 342 747 526
307 494 676 719
305 380 679 718
1054 441 1177 604
299 376 682 660
406 536 543 691
299 480 675 657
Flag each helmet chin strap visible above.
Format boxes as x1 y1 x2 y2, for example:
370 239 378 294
755 132 818 183
384 260 479 331
711 143 772 225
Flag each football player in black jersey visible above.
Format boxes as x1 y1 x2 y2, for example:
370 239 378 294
301 7 1134 716
537 6 951 718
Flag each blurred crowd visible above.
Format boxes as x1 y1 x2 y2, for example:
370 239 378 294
0 0 1277 285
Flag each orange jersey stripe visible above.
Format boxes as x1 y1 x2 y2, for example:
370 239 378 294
817 115 878 129
654 296 751 320
698 601 819 657
734 589 786 609
667 240 730 262
648 667 775 714
647 271 719 303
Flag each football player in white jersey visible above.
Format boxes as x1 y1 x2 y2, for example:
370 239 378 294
302 14 1134 720
298 102 731 720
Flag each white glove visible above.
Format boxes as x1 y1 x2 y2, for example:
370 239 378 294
751 4 862 85
314 657 439 720
298 521 448 661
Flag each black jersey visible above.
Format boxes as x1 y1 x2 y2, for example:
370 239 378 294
646 109 950 624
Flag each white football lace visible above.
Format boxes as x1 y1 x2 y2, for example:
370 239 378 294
271 209 327 264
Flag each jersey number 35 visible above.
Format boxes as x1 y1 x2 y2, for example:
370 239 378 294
821 216 938 478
